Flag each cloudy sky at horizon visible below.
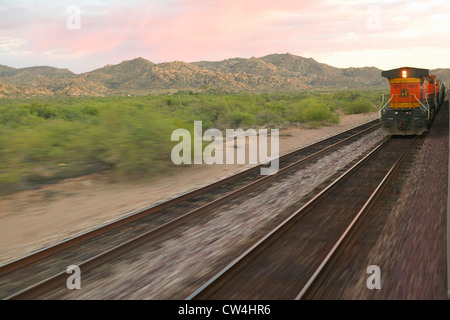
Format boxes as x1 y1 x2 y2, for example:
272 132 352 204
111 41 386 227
1 0 450 73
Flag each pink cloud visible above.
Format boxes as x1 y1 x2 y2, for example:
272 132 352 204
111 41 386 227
2 0 450 72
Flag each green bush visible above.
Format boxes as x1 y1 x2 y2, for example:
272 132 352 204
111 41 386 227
226 110 254 128
303 101 338 123
343 97 376 115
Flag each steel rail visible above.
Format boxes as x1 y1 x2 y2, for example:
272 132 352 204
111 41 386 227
0 119 379 276
295 135 419 299
4 121 381 300
186 136 395 300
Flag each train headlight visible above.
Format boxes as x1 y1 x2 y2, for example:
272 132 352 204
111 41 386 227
402 70 407 78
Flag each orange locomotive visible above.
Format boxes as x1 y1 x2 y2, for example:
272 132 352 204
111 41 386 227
380 67 446 135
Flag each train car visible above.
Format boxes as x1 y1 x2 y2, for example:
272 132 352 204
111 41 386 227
379 67 446 135
425 74 437 115
437 78 447 108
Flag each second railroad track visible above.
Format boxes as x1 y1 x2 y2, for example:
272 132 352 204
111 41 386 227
1 119 381 299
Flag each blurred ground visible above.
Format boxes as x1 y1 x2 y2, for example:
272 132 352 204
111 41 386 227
0 111 378 265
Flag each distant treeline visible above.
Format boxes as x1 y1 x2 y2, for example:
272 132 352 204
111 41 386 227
0 90 383 193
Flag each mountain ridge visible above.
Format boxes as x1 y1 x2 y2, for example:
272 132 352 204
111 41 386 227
1 54 449 97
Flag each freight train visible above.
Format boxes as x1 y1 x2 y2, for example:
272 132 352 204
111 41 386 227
379 67 446 135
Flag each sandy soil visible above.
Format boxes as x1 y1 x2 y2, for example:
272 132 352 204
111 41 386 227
0 111 379 265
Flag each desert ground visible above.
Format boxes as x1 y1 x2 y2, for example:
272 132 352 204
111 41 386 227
0 111 379 265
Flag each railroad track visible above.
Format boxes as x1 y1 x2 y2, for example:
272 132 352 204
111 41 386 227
187 135 420 300
302 101 449 299
0 119 380 299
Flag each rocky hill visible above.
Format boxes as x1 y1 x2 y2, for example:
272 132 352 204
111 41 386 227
1 54 448 97
0 81 52 98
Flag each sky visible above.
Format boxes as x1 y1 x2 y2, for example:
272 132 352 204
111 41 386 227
1 0 450 74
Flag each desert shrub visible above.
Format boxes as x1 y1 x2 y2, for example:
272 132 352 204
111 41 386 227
23 102 58 119
226 110 254 128
0 91 383 192
0 97 187 192
342 97 376 114
305 105 339 123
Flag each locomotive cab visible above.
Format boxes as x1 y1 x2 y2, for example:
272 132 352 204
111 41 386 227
380 67 436 135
